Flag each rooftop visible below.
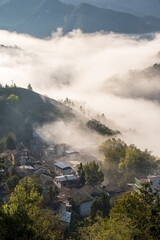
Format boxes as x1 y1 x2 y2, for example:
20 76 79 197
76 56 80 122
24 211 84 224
56 175 77 182
65 150 78 154
59 185 101 204
60 211 71 224
19 165 34 170
55 162 72 170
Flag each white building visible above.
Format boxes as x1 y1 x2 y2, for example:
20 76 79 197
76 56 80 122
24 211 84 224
54 174 77 188
54 162 72 176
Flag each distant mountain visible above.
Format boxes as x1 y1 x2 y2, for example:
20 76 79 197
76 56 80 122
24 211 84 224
61 0 160 17
63 3 158 34
0 0 73 37
0 0 159 37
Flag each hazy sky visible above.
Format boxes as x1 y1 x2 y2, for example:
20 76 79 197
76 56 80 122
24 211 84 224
1 29 160 155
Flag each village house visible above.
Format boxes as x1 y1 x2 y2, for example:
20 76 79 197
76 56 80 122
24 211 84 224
0 153 8 165
54 175 77 188
59 185 102 216
17 165 35 177
54 162 72 176
20 156 29 166
39 174 53 189
103 183 124 199
34 166 51 177
135 175 160 193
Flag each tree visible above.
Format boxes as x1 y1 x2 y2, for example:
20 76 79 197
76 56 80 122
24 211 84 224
7 94 19 103
77 182 160 240
99 138 158 182
45 185 59 208
99 138 127 164
6 132 16 150
27 83 33 91
6 175 19 191
78 163 85 186
90 192 110 218
0 137 7 152
3 177 64 240
83 161 104 186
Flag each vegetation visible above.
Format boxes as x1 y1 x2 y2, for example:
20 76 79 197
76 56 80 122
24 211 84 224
79 161 104 186
27 83 33 91
86 119 120 136
77 182 160 240
6 175 19 191
77 163 85 185
99 138 158 182
90 192 110 218
0 87 74 144
1 177 64 240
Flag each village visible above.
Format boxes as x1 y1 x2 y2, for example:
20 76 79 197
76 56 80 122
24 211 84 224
0 131 160 229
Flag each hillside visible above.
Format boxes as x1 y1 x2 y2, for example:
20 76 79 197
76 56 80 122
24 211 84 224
63 3 158 34
0 87 74 143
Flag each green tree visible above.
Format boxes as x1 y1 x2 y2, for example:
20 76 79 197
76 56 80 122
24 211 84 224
83 161 104 186
99 138 127 164
27 83 33 91
99 138 158 182
3 177 63 240
6 175 19 191
7 94 19 103
0 137 7 152
79 182 160 240
90 192 110 218
6 132 16 150
45 185 59 208
78 163 85 186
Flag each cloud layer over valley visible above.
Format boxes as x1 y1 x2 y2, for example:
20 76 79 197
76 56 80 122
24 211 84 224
1 29 160 155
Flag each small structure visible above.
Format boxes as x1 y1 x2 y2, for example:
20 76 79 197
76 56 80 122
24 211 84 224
103 183 124 198
60 211 71 227
54 162 72 176
65 149 78 155
20 156 29 166
17 165 34 177
54 175 77 188
21 148 30 156
40 174 53 188
59 185 101 216
135 175 160 193
0 153 8 165
34 167 51 177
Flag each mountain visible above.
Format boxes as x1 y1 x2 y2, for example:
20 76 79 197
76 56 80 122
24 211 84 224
61 0 160 17
0 0 159 37
63 3 158 34
0 0 73 37
0 87 74 143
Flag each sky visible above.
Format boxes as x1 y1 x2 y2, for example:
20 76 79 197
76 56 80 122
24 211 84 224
1 29 160 155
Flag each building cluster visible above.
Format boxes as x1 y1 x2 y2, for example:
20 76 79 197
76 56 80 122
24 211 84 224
1 134 160 228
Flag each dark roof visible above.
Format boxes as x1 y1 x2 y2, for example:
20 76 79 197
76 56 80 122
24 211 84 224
55 162 71 170
59 185 101 204
104 184 124 193
40 174 53 186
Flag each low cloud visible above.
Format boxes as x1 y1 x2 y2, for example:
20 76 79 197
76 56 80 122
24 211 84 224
0 29 160 155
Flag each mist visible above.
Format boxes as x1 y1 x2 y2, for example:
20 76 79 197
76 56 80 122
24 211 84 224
1 29 160 155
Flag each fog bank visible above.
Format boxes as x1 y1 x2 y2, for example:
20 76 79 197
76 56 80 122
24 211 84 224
0 29 160 155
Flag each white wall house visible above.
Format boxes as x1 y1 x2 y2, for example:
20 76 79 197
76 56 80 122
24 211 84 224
54 162 72 176
54 174 77 188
